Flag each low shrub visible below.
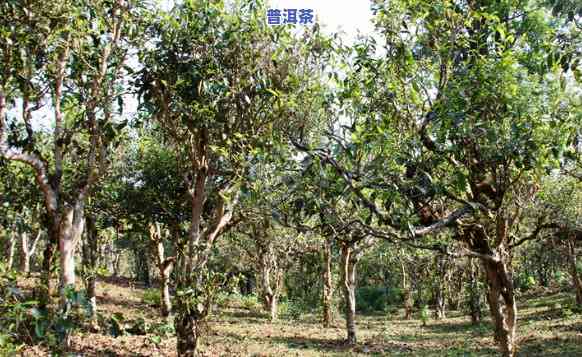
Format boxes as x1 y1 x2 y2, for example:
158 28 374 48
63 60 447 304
420 305 430 326
356 286 402 313
0 263 92 353
142 289 161 307
279 300 305 320
239 294 261 311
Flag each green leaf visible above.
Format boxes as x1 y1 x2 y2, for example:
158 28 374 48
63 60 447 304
34 321 45 338
266 88 280 97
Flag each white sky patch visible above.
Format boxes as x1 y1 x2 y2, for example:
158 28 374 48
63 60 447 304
268 0 375 43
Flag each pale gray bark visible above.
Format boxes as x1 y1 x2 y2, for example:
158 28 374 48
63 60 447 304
339 238 372 345
19 230 42 274
150 223 174 318
6 229 16 270
258 240 282 321
59 202 86 296
340 244 358 345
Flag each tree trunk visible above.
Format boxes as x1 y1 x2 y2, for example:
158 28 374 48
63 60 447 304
161 273 172 308
452 272 464 310
172 151 236 355
468 259 482 324
340 244 357 345
113 250 121 277
263 293 278 321
19 230 41 274
6 230 16 270
57 204 85 350
322 237 334 327
259 241 281 321
161 266 172 318
401 258 413 320
58 203 85 297
150 223 174 318
39 223 58 309
176 310 200 357
19 232 29 273
482 256 517 357
433 254 448 319
434 288 446 319
567 236 582 306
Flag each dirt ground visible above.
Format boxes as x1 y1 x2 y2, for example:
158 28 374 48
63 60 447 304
16 276 582 356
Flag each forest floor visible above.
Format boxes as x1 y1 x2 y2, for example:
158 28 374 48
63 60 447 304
18 275 582 356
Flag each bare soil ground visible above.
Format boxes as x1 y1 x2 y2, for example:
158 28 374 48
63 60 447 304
16 276 582 356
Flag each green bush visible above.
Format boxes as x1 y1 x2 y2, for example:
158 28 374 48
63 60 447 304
356 286 402 313
0 263 91 353
420 305 430 326
515 272 538 291
142 289 161 307
239 294 261 311
215 292 241 308
0 265 28 354
554 271 570 289
280 300 306 320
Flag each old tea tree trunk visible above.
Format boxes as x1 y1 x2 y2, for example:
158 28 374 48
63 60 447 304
340 244 358 345
339 237 372 346
5 226 16 270
174 188 238 356
482 251 516 357
20 229 42 274
463 217 519 357
258 240 283 321
172 146 239 356
149 222 175 318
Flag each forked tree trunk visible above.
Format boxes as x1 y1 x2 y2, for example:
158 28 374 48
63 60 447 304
258 241 282 321
567 236 582 306
434 287 446 319
468 258 482 324
20 230 42 274
482 255 517 357
340 244 357 345
322 237 334 327
264 293 278 321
